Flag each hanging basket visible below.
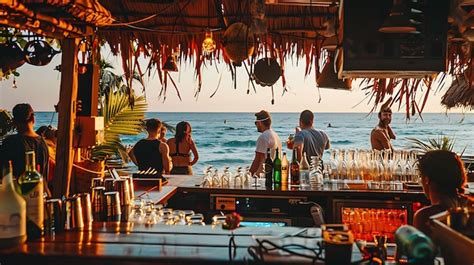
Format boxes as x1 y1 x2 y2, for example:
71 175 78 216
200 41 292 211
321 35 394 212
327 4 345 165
24 40 60 66
0 42 26 74
222 22 254 66
253 58 281 87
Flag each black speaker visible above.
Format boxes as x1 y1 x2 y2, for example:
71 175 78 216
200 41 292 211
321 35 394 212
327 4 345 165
342 0 449 77
77 64 99 117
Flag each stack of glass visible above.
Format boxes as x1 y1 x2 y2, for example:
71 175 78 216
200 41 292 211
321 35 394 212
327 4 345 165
325 149 421 190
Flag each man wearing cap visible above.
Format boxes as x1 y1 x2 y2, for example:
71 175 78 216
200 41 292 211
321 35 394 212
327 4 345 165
249 110 282 176
0 103 49 179
290 110 331 162
371 107 396 150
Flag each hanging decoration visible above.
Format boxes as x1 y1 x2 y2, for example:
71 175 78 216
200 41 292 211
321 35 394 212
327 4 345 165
222 22 255 66
253 57 281 87
0 41 25 75
24 40 61 66
202 30 216 54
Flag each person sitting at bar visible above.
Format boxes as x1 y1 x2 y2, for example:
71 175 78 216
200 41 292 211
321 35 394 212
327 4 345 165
249 110 282 176
36 125 57 185
414 150 473 238
128 118 172 176
167 121 199 175
0 103 50 189
370 102 396 151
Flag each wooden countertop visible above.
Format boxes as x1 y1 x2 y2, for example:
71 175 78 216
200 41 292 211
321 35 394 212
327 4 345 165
0 223 362 265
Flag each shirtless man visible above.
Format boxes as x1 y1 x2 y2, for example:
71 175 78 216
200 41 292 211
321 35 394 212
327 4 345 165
371 107 396 150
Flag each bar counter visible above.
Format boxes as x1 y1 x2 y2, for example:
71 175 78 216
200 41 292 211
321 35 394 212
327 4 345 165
0 222 362 265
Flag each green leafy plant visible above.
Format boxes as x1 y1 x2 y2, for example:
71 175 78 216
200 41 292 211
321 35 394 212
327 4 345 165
90 89 147 162
407 136 466 155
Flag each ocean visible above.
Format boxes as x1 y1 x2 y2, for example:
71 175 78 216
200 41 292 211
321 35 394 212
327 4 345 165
35 112 474 175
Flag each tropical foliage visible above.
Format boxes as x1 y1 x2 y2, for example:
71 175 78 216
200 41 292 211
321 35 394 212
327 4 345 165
407 136 465 155
90 89 147 162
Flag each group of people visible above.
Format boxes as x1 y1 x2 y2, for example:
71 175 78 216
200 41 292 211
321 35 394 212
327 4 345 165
1 103 472 241
128 119 199 176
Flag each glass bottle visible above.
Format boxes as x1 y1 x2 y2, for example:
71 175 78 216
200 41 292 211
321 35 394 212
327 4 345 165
0 161 27 248
281 152 289 186
17 151 44 239
290 148 300 186
328 149 339 181
264 148 273 188
309 156 323 190
299 152 310 187
273 148 282 185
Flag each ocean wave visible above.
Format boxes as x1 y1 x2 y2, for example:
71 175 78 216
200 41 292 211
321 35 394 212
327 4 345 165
198 142 216 147
223 140 256 147
331 140 353 145
203 158 249 164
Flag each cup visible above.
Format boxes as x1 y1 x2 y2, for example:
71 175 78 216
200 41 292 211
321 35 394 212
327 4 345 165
114 179 131 207
75 193 93 226
104 191 121 222
122 176 135 201
64 196 84 230
91 186 106 221
45 198 63 234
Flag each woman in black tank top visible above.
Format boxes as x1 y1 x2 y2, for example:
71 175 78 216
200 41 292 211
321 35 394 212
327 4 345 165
167 121 199 175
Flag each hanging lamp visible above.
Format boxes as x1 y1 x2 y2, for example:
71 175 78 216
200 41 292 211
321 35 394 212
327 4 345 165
378 0 419 34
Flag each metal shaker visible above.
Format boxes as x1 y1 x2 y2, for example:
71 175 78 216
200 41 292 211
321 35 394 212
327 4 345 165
91 178 103 189
75 193 93 226
121 176 134 201
45 198 63 234
104 178 115 191
114 179 131 221
91 186 106 221
64 196 84 230
104 191 121 222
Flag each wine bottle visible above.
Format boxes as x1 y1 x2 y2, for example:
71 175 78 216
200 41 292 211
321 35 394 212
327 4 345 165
273 148 282 185
281 152 289 185
17 151 44 239
300 152 310 187
0 161 27 248
264 148 273 187
290 148 300 186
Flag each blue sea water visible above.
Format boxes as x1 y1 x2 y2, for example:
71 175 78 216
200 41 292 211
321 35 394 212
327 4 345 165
35 112 474 174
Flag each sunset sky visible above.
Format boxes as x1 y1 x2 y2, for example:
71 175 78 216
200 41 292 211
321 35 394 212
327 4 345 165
0 49 454 113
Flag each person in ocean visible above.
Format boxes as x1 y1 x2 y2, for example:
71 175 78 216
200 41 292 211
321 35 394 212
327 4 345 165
128 118 172 176
370 99 396 150
249 110 282 176
167 121 199 175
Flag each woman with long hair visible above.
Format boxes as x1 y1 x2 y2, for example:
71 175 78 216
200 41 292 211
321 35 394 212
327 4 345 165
167 121 199 175
414 150 473 238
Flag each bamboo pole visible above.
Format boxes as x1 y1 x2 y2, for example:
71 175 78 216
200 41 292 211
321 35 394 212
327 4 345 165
53 38 79 198
0 0 86 36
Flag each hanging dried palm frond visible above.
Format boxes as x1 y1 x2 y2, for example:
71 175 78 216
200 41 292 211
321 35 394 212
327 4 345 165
441 74 474 110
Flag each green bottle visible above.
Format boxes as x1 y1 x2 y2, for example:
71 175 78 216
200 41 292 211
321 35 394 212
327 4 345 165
273 148 282 185
17 151 44 239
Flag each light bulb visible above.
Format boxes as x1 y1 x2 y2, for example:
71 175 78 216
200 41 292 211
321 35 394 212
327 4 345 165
202 31 216 53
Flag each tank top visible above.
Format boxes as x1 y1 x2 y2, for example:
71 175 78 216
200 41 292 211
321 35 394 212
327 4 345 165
132 139 163 174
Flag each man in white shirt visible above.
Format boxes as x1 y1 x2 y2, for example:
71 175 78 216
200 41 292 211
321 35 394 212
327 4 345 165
249 110 282 176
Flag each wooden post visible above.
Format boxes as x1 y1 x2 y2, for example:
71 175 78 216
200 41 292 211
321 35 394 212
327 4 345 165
53 38 79 198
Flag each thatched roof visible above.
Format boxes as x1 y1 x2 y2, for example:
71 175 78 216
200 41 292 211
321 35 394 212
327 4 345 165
442 74 474 110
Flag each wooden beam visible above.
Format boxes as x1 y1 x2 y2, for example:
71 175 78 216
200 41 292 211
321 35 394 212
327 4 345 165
53 38 79 198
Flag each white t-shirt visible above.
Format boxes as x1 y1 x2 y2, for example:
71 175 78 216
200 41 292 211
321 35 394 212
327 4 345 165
255 128 282 159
